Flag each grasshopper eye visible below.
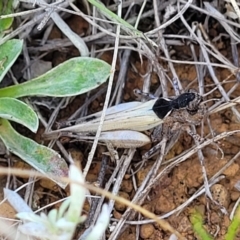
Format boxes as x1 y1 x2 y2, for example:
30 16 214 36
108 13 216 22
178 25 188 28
152 90 203 119
176 92 195 108
186 89 202 114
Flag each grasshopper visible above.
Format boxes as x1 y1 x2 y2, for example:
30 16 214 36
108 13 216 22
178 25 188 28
43 89 206 159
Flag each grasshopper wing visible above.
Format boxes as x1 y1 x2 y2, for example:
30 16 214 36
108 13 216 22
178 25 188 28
44 99 163 139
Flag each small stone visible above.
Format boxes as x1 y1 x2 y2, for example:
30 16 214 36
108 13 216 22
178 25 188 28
231 191 240 201
223 163 239 177
121 179 133 193
155 195 175 213
140 224 155 239
210 211 221 224
136 165 152 186
113 210 122 219
211 184 230 208
115 192 129 211
177 216 192 232
68 148 84 166
142 203 154 213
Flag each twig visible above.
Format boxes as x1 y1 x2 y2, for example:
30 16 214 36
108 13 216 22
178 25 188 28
35 0 89 56
83 0 121 178
108 138 167 239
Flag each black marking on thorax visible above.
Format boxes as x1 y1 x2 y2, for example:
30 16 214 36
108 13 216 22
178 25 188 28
152 90 201 119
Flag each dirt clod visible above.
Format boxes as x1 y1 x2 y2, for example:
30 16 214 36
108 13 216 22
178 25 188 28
140 224 155 239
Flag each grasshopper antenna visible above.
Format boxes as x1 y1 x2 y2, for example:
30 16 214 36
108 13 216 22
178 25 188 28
201 86 219 98
202 98 220 105
172 77 182 95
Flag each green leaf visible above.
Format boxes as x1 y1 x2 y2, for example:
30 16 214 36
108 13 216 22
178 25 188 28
0 119 68 188
0 39 23 82
0 57 111 98
0 98 38 132
87 0 142 36
190 210 213 240
0 0 14 35
225 204 240 240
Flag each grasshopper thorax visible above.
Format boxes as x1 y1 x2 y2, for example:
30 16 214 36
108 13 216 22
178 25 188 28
152 89 202 119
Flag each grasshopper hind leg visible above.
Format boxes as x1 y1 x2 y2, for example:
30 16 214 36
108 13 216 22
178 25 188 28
143 130 181 160
143 122 181 160
143 124 204 160
103 142 120 162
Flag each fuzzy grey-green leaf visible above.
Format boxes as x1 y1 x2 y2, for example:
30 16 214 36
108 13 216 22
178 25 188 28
0 98 38 132
0 39 23 82
0 57 111 98
0 119 68 188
